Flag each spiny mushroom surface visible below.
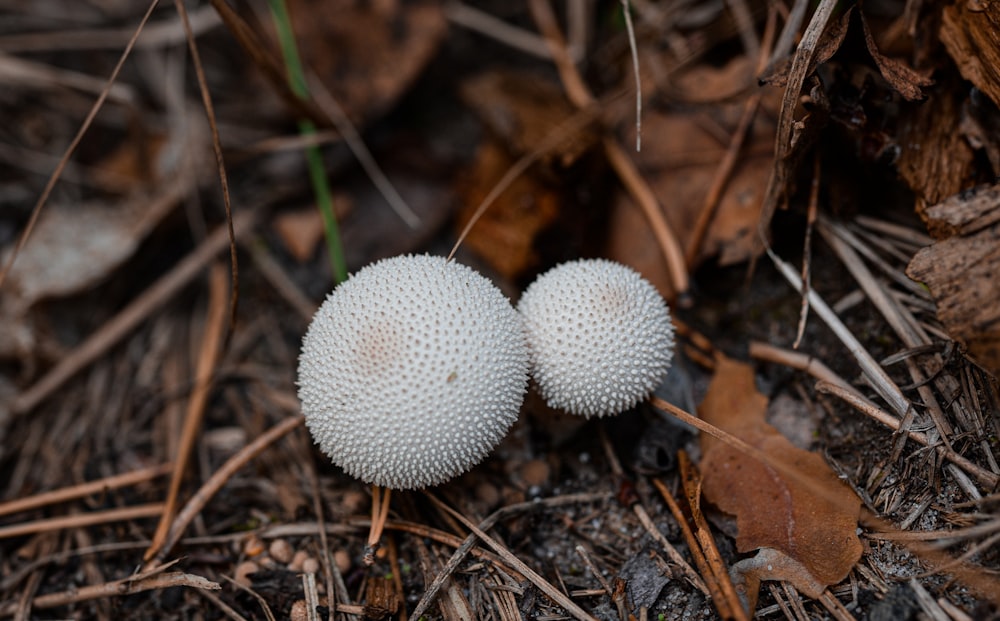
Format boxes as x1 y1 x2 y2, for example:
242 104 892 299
298 254 529 490
518 259 674 418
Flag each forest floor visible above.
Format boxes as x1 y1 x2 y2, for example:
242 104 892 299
1 1 998 620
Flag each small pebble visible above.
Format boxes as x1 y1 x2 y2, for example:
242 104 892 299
234 560 259 587
334 549 351 574
243 535 266 557
269 538 294 564
476 482 500 507
302 557 320 574
289 549 310 572
290 600 308 621
340 490 367 515
520 459 551 488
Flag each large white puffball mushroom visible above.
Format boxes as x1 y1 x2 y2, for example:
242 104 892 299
518 259 674 418
298 255 529 490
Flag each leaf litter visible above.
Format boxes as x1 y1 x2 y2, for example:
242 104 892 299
2 1 1000 620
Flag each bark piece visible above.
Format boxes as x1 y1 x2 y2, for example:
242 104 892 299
940 2 1000 109
907 184 1000 377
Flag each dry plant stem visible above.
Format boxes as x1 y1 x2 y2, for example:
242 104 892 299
145 263 230 562
0 5 220 52
815 381 998 489
0 463 170 518
364 485 392 565
630 497 710 596
597 426 709 595
205 0 326 125
445 3 553 59
301 442 353 621
0 0 159 292
860 511 1000 607
685 7 776 267
306 72 420 229
619 0 642 152
767 249 914 422
0 570 219 616
197 588 251 621
794 153 821 349
528 0 689 300
10 209 260 417
148 415 304 565
757 0 838 244
750 341 997 487
243 236 317 322
426 493 599 621
818 218 956 448
652 473 747 621
0 503 164 540
408 493 610 620
749 341 853 390
174 0 240 333
0 52 135 102
303 572 321 621
221 575 277 621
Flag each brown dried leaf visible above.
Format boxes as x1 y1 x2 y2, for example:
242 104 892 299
759 8 852 89
0 115 206 360
907 184 1000 377
859 12 933 101
699 356 862 596
456 141 561 280
289 0 446 122
460 70 599 173
457 70 599 280
608 84 777 289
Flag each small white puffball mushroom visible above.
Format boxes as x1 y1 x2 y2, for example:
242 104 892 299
298 254 529 490
517 259 674 418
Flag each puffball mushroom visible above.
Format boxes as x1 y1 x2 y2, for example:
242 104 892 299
298 254 529 490
518 259 674 418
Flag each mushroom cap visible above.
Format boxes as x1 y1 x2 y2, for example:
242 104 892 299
517 259 674 417
298 254 529 490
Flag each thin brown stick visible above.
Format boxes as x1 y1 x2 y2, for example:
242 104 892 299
407 492 610 620
448 104 601 261
0 463 171 518
364 485 392 565
793 152 821 349
426 493 599 621
527 0 689 300
0 567 219 615
0 503 165 540
10 209 260 417
174 0 239 335
145 263 230 562
815 381 998 489
149 415 304 565
685 7 776 266
757 0 838 246
0 0 160 292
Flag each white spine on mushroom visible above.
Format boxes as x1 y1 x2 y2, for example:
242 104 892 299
518 259 674 418
298 255 529 490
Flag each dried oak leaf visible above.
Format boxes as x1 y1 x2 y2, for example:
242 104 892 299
699 356 862 598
